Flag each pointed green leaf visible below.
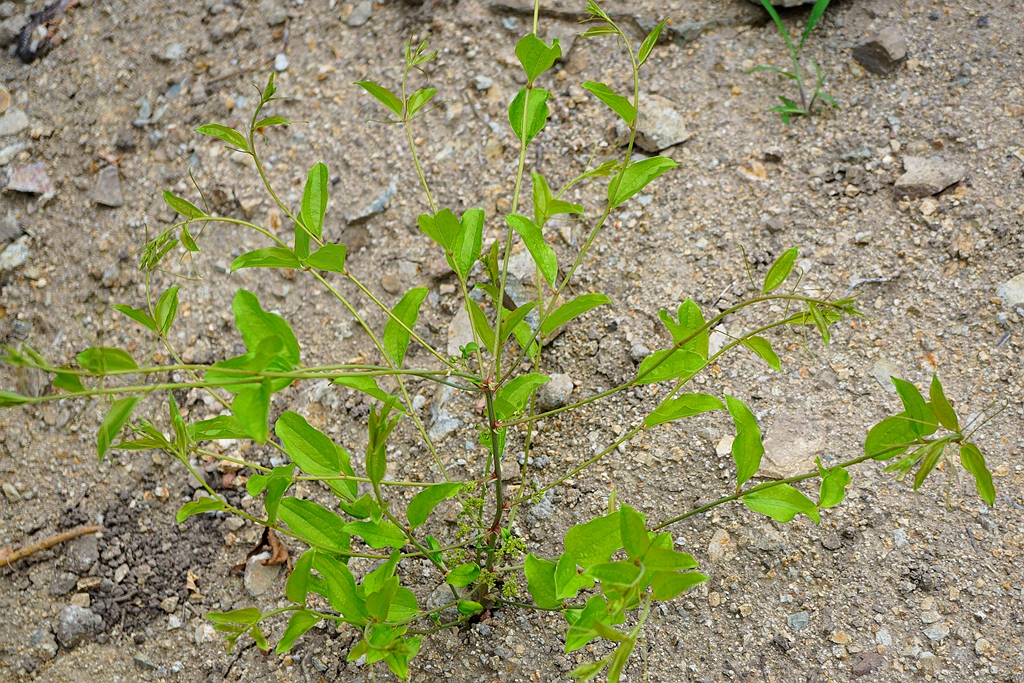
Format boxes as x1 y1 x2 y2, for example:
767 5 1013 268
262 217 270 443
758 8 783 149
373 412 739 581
524 553 561 609
97 397 139 460
230 247 302 272
959 443 995 505
564 511 621 569
163 190 206 219
929 375 959 432
650 570 707 600
638 19 667 66
344 520 406 549
582 82 636 125
232 378 272 443
508 88 551 145
355 81 403 116
644 393 724 428
891 377 935 437
77 348 139 374
446 562 480 588
112 304 157 332
383 287 428 367
618 504 649 560
407 482 462 529
300 162 329 240
542 294 611 336
275 611 320 654
304 243 347 274
725 395 763 487
196 123 249 151
505 214 557 287
608 156 678 209
817 460 850 509
515 34 561 82
743 484 820 523
278 498 351 554
232 290 300 367
762 247 798 293
407 87 437 117
742 335 781 370
176 497 226 523
451 208 484 279
635 349 705 385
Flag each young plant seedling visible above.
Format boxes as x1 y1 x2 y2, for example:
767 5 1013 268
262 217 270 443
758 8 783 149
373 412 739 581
750 0 838 123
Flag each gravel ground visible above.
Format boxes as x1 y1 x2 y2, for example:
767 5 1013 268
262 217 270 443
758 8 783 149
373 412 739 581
0 0 1022 681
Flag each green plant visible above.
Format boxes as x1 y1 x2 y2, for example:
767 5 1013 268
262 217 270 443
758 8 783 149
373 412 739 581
750 0 838 123
0 2 1002 680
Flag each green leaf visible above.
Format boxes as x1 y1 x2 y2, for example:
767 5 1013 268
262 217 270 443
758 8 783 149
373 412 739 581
196 123 249 151
524 553 561 609
581 25 618 38
554 552 594 600
275 411 341 477
911 440 946 490
176 497 226 523
660 298 709 358
457 600 483 616
451 208 484 279
581 82 636 125
607 638 636 683
300 162 329 240
344 520 406 549
571 658 611 682
586 561 641 587
508 88 552 146
742 336 781 370
232 378 272 443
179 225 198 252
468 299 495 350
644 393 724 428
635 349 705 385
799 0 831 51
312 553 366 622
77 347 139 374
188 415 250 441
276 611 320 654
564 511 622 569
807 303 831 345
304 243 347 274
407 87 437 116
407 482 462 529
929 375 959 432
278 497 351 554
162 190 206 219
286 548 315 605
608 156 678 209
446 562 480 588
891 377 936 437
363 550 400 595
494 373 550 420
762 247 798 293
500 302 538 343
725 395 763 487
515 34 561 82
505 214 557 287
97 397 139 460
112 304 157 332
364 577 398 621
387 587 418 622
332 375 403 410
53 371 85 393
154 287 181 333
644 547 698 572
233 290 301 367
650 571 707 600
743 484 820 523
254 115 291 130
383 287 428 367
565 595 618 652
865 413 918 460
959 443 995 505
638 19 667 66
207 608 261 626
355 81 403 117
230 248 302 272
816 460 850 509
618 504 649 560
542 294 611 336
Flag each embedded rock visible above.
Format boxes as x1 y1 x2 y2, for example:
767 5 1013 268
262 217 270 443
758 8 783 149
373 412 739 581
852 27 908 75
894 156 965 198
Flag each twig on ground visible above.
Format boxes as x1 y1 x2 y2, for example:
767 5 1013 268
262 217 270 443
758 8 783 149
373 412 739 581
0 524 100 567
842 270 901 299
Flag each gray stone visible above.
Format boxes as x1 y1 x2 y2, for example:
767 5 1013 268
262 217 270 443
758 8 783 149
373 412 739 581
868 359 901 392
133 653 158 670
923 623 949 641
243 551 281 597
996 273 1024 310
787 611 810 630
821 532 842 551
893 528 909 548
274 53 289 72
2 480 21 501
346 0 373 27
875 629 892 646
0 108 27 136
0 142 24 165
536 373 573 411
90 166 124 207
894 156 965 199
446 307 474 358
473 75 493 91
425 584 461 620
852 27 907 75
615 94 691 152
209 16 241 43
345 180 395 224
66 535 99 575
852 652 885 677
55 605 102 649
7 163 53 195
758 417 825 478
629 343 651 363
526 491 553 523
919 609 941 624
29 628 58 660
151 43 186 62
259 0 287 25
917 651 940 674
0 3 15 20
707 528 731 563
49 573 78 596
